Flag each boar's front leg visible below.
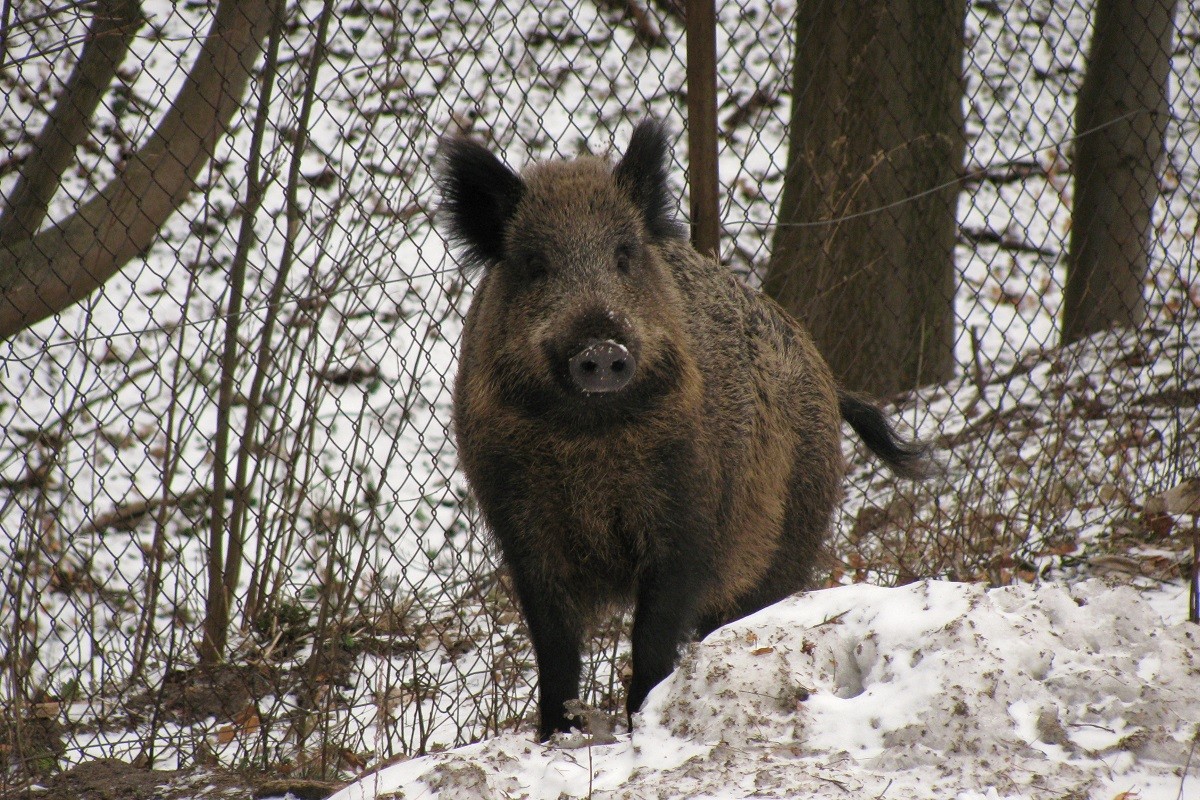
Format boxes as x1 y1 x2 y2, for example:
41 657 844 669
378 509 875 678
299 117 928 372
471 465 584 740
506 561 584 741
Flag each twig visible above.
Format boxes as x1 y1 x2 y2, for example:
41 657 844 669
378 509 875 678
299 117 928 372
649 0 684 21
962 325 988 419
237 0 330 628
722 89 778 132
813 610 850 627
959 225 1058 258
1190 521 1198 625
816 774 849 792
77 488 208 537
958 160 1043 187
200 0 289 666
1177 726 1198 800
970 326 987 392
596 0 665 47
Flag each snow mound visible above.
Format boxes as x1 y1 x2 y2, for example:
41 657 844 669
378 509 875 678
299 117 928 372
328 580 1199 800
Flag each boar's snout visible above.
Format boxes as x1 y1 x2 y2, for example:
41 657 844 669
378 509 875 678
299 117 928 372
568 340 635 394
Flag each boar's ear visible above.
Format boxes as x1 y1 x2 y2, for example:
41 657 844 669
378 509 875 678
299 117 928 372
614 120 686 241
438 137 525 271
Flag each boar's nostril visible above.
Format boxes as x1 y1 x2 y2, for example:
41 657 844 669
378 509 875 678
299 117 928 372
569 341 635 393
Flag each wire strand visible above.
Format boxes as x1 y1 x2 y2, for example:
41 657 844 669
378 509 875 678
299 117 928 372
0 108 1173 360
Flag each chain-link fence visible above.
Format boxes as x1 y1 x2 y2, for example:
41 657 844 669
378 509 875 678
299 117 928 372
1 0 1197 788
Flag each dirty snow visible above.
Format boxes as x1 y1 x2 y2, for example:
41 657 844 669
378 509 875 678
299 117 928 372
326 579 1199 800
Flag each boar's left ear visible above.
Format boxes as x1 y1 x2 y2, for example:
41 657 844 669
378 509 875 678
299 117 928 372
614 120 686 241
437 137 525 272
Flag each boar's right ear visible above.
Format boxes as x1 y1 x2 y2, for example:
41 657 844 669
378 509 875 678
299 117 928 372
614 120 686 241
437 137 525 271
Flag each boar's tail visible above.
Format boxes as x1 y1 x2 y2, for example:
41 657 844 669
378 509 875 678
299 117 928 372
837 390 932 480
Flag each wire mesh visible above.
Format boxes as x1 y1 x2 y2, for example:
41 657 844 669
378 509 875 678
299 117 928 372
0 0 1196 787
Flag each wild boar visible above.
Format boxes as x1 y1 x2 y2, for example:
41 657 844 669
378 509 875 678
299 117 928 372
439 120 926 740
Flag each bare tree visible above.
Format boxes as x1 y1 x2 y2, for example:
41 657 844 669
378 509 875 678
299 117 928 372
1063 0 1177 344
0 0 276 341
764 0 965 398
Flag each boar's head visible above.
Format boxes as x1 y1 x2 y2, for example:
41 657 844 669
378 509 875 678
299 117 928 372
439 121 696 430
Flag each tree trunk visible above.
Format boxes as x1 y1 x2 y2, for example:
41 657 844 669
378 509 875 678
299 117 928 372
1063 0 1176 344
0 0 276 341
764 0 964 398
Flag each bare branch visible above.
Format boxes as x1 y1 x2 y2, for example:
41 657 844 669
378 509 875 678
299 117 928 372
77 488 208 538
0 0 144 244
597 0 666 48
0 0 276 341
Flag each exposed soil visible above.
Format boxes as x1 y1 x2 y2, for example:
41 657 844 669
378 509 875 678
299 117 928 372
2 758 340 800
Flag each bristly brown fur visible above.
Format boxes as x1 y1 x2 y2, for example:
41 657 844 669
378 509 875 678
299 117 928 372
440 120 925 741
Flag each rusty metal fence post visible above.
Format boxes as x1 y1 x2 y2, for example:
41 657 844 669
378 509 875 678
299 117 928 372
686 0 720 260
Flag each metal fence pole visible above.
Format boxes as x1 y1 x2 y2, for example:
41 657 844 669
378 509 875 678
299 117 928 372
686 0 720 259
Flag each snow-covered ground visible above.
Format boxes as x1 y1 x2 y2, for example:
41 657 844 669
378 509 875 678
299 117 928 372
2 0 1199 787
326 579 1200 800
313 320 1200 800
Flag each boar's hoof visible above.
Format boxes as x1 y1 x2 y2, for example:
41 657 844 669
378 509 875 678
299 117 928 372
569 340 635 394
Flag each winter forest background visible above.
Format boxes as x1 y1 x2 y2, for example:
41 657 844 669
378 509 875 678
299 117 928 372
1 0 1198 793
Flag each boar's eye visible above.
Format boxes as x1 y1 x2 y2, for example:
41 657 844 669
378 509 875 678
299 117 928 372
615 244 634 274
524 255 548 281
